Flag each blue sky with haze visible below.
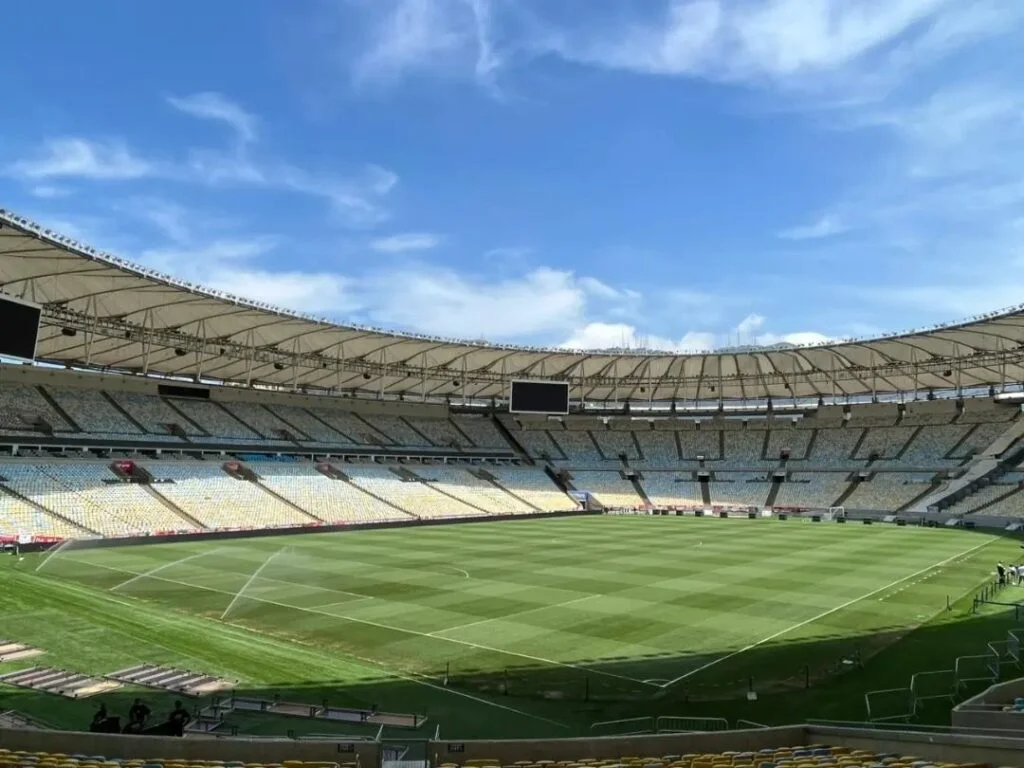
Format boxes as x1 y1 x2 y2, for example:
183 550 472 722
1 0 1022 352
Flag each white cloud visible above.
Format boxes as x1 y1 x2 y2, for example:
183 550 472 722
370 232 442 253
560 322 716 353
778 214 849 240
9 138 153 180
29 185 71 199
363 266 588 339
137 236 358 315
207 268 355 313
8 123 398 229
735 313 765 336
857 283 1024 320
344 0 1016 95
755 330 834 346
483 246 531 263
578 276 625 300
167 92 258 144
352 0 499 86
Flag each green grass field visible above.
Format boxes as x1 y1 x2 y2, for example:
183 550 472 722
1 515 1022 739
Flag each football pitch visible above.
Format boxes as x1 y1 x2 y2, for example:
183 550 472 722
0 515 1020 738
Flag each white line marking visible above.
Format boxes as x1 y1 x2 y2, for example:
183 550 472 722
442 565 470 579
248 573 373 602
660 537 996 689
315 597 375 610
30 563 565 728
220 547 287 620
219 622 567 728
66 557 655 689
432 593 600 636
110 549 223 592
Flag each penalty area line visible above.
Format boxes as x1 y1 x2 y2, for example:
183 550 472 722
659 536 996 690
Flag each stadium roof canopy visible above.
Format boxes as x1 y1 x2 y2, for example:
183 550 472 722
2 209 1024 405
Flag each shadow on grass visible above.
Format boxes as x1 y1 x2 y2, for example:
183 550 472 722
3 527 1023 739
3 602 1024 740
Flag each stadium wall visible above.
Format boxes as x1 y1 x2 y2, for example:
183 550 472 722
953 676 1024 732
0 725 381 764
16 508 597 552
6 725 1024 766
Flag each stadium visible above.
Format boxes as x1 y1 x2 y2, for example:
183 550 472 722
4 203 1024 768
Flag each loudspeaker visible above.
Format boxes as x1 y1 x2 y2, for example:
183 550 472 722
965 520 976 530
748 511 757 519
896 519 906 527
719 511 728 519
778 513 788 521
863 519 872 525
811 515 821 522
836 517 846 524
695 509 704 517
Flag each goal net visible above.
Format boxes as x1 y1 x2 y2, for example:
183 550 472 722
823 506 845 521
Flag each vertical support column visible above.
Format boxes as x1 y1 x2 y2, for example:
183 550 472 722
244 329 256 388
1000 338 1007 393
716 356 723 412
647 359 653 405
336 341 346 392
379 349 386 399
791 355 797 408
911 347 918 401
142 308 154 375
955 343 963 398
420 352 427 402
84 295 97 366
291 338 301 392
871 349 877 403
462 355 468 404
613 360 619 408
195 319 207 382
829 353 836 405
500 358 508 407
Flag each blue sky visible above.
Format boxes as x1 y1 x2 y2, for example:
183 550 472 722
2 0 1023 352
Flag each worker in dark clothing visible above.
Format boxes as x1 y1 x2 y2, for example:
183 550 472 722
168 700 192 736
90 704 108 732
129 698 151 728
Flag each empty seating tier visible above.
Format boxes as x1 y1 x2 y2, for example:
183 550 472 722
344 466 481 518
567 470 642 508
251 461 407 524
486 468 577 511
148 464 312 530
640 472 703 507
1 463 194 536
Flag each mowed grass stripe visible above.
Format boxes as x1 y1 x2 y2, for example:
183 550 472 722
0 567 568 735
56 555 660 688
49 519 998 694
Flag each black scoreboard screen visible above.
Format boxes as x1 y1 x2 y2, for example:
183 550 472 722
509 380 569 415
0 294 41 361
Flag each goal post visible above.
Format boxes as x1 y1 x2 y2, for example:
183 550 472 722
824 506 845 522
